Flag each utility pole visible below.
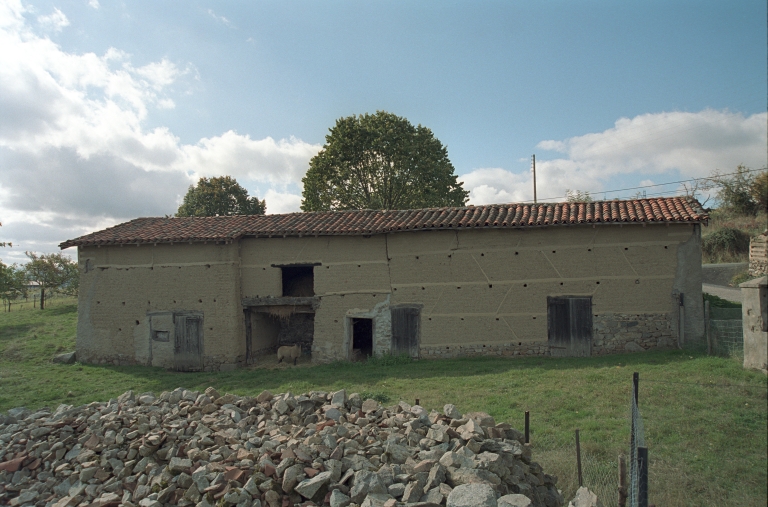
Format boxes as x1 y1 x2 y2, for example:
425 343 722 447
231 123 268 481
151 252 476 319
532 154 537 204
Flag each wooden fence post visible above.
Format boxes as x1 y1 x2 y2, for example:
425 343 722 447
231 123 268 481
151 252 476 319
524 411 530 444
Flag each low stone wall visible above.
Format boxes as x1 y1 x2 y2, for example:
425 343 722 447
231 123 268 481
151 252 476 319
593 313 677 354
76 351 136 366
749 233 768 277
419 313 676 359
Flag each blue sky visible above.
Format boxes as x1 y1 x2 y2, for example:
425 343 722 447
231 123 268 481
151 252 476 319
0 0 766 262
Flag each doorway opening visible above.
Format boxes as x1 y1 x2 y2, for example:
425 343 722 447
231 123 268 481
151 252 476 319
352 317 373 360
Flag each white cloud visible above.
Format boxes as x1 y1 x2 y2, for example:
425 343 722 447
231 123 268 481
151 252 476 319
88 0 100 9
263 189 302 214
37 7 69 32
178 132 320 185
207 9 233 28
464 109 767 205
0 4 319 260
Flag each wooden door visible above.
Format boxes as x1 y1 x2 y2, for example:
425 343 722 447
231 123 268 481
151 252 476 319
174 313 203 371
391 306 420 358
547 297 592 357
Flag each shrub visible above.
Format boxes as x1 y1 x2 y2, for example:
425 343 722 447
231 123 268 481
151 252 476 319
703 292 741 308
702 227 751 263
731 271 759 287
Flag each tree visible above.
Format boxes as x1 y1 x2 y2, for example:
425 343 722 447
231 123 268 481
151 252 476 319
301 111 469 211
0 262 26 312
565 189 593 202
176 176 266 217
24 252 78 310
708 165 759 216
750 170 768 214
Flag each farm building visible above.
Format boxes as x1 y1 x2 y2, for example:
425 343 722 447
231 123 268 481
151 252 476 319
60 197 708 371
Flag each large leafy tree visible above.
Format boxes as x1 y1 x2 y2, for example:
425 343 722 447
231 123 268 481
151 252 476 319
177 176 266 217
24 252 78 310
301 111 469 211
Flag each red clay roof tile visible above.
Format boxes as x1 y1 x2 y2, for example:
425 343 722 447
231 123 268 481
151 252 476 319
59 197 709 249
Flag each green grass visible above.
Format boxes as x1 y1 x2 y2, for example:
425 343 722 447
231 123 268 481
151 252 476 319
702 292 742 309
1 303 766 506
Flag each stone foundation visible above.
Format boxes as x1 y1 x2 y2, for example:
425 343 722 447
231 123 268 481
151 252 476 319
593 313 676 354
419 313 677 359
420 341 549 359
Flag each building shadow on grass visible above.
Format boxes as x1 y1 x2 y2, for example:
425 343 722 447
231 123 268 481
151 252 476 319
96 349 703 397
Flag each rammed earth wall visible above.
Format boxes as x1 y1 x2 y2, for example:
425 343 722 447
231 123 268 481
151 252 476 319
72 222 703 369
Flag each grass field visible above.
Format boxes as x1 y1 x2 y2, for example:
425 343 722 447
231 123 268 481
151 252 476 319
0 302 766 506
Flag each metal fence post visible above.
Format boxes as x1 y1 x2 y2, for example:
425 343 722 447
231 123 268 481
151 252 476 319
575 429 583 487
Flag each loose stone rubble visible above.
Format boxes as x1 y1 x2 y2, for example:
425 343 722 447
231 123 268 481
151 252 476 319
0 388 564 507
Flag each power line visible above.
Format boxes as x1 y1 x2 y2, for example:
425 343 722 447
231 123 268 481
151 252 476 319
534 166 767 202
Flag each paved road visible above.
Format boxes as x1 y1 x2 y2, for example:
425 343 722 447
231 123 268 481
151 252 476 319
702 283 741 303
701 262 748 286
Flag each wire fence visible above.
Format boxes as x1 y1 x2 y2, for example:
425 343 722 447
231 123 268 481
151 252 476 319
1 291 77 312
708 306 743 359
529 433 619 506
629 384 647 507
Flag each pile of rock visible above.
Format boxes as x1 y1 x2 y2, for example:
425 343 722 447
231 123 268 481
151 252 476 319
0 388 563 507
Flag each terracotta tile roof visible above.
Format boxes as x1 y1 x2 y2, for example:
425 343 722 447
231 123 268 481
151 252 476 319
60 197 709 248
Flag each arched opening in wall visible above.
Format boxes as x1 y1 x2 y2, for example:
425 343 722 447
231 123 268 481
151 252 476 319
352 318 373 360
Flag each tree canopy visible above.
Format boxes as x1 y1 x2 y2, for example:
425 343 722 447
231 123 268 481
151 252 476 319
24 252 78 310
301 111 469 211
176 176 266 217
0 261 26 311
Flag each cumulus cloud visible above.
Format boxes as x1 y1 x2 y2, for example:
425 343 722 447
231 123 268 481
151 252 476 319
464 109 768 206
263 189 303 215
88 0 100 9
0 2 319 261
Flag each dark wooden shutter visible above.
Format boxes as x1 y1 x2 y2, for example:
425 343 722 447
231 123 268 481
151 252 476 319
570 298 592 357
547 297 570 357
391 306 420 358
548 297 592 357
174 314 203 371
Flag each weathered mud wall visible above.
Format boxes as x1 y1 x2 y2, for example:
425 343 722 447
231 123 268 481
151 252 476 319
240 223 702 363
240 236 391 362
387 223 702 356
73 222 703 368
75 242 244 370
